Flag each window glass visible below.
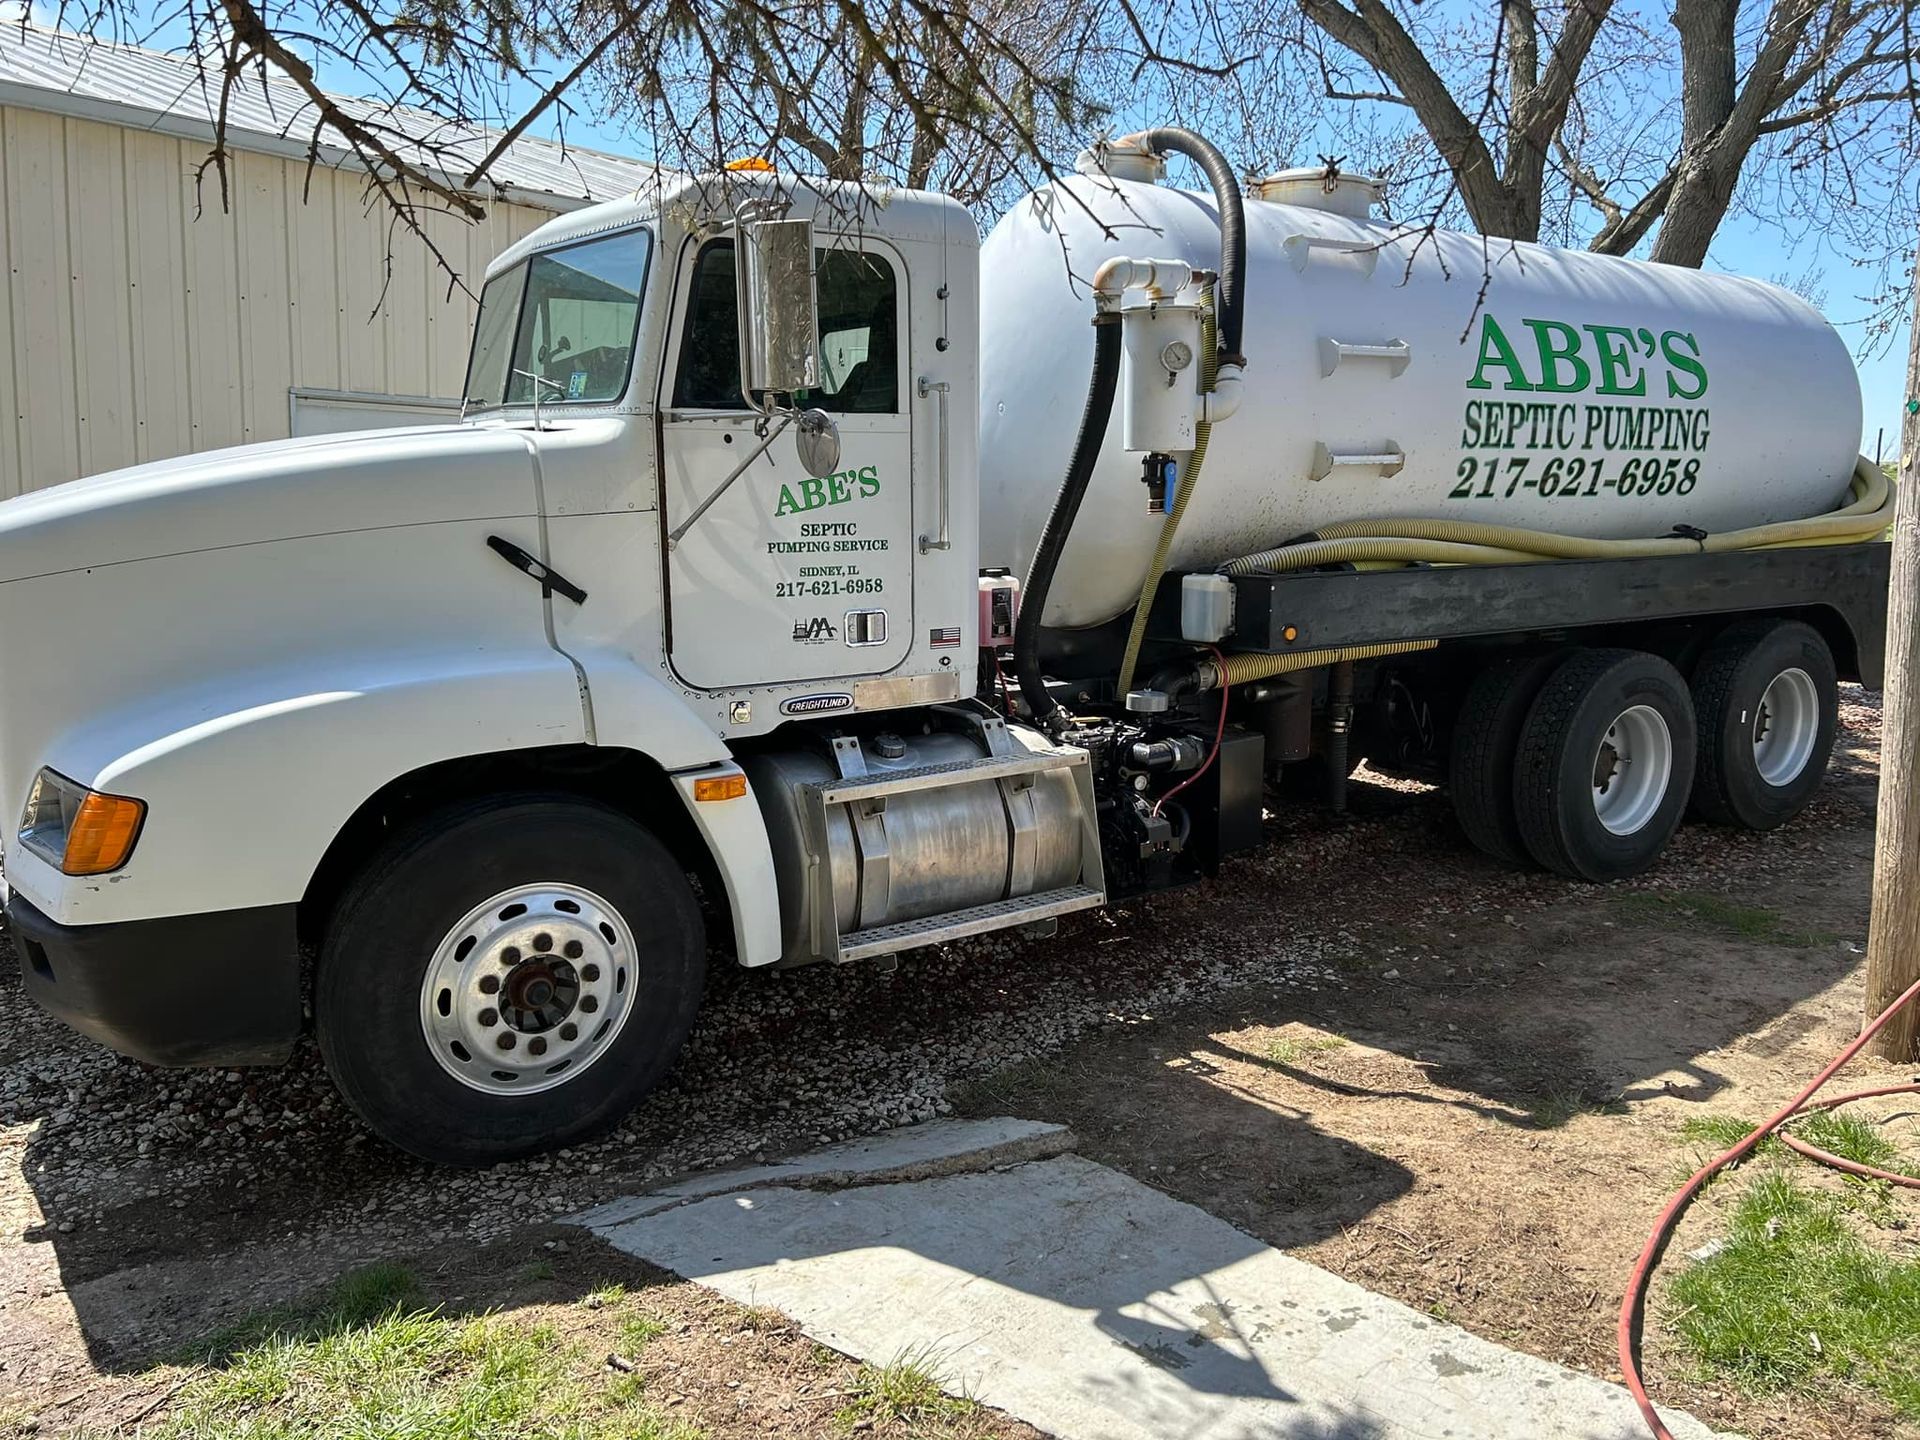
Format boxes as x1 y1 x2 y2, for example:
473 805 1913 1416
671 242 744 409
464 263 526 406
670 241 898 414
502 228 651 405
813 251 897 413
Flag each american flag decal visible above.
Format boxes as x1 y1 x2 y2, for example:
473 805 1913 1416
929 625 962 648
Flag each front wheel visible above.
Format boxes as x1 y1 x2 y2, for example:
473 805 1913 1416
317 796 705 1165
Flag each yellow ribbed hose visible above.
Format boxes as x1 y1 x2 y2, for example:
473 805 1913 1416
1223 457 1891 574
1207 639 1440 689
1224 536 1545 574
1116 287 1218 695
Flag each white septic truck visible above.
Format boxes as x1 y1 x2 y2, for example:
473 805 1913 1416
0 130 1890 1162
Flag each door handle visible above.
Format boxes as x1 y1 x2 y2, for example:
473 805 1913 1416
917 376 952 554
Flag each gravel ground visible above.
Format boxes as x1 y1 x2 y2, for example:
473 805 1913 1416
0 685 1890 1388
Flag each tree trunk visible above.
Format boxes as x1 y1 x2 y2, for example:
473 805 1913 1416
1651 0 1740 265
1652 0 1818 266
1863 243 1920 1061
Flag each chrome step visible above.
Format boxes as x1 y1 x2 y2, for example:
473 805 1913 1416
837 885 1106 963
816 750 1083 806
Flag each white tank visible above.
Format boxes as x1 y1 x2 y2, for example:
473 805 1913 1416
978 173 1863 628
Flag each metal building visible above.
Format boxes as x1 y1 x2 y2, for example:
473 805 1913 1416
0 25 650 497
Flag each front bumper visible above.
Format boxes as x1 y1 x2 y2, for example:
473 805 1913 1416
7 894 302 1066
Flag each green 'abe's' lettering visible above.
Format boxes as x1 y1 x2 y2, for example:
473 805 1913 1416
1585 325 1647 397
1661 332 1708 400
775 464 881 517
1467 316 1533 392
1466 315 1710 401
1524 320 1590 394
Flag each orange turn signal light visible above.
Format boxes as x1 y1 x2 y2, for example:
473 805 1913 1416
63 791 146 876
724 156 776 172
693 774 748 803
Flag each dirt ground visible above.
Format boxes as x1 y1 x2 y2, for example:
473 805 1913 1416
1 685 1912 1437
955 686 1915 1440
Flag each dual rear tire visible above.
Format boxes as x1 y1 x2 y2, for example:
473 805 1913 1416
1450 620 1836 881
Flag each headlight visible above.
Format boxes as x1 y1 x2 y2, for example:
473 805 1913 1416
19 769 146 876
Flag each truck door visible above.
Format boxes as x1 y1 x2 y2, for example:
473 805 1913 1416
659 236 914 690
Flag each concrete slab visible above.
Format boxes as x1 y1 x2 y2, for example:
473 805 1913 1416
575 1117 1076 1229
584 1125 1725 1440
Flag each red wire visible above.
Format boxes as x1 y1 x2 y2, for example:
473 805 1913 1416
1152 645 1229 818
1619 972 1920 1439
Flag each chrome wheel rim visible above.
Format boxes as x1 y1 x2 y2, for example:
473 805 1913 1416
1591 704 1672 837
1753 667 1820 787
419 882 635 1095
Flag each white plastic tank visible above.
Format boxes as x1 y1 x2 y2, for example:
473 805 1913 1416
978 169 1863 628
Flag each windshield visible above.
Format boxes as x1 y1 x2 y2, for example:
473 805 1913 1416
464 226 652 411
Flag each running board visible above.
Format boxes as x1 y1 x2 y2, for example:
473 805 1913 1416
837 885 1106 963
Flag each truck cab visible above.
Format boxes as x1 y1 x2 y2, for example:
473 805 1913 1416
0 173 1104 1163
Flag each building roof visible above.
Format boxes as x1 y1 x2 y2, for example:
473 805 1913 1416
0 23 655 211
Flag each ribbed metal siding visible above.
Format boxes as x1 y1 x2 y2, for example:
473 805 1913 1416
0 26 652 209
0 103 553 497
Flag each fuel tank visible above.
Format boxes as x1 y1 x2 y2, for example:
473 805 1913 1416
741 726 1087 965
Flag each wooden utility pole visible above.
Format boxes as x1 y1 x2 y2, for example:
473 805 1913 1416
1864 239 1920 1061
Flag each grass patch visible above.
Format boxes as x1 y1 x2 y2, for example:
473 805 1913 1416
182 1261 425 1363
156 1264 701 1440
946 1055 1085 1116
1676 1112 1916 1181
1524 1089 1627 1129
1792 1111 1918 1178
1613 891 1833 948
1680 1114 1770 1153
618 1312 669 1354
836 1348 978 1435
1262 1029 1348 1068
735 1303 788 1333
1670 1173 1920 1419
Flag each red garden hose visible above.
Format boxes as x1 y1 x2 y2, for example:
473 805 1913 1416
1619 972 1920 1438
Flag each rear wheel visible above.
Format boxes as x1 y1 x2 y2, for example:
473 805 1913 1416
317 796 705 1165
1689 619 1837 831
1448 650 1568 866
1513 650 1696 882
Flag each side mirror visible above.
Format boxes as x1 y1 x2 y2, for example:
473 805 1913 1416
736 217 819 400
794 408 841 479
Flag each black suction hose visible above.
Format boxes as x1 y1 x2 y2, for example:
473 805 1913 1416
1139 127 1246 363
1015 126 1243 731
1016 316 1123 731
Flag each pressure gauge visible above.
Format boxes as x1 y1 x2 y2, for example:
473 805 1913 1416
1160 339 1195 373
